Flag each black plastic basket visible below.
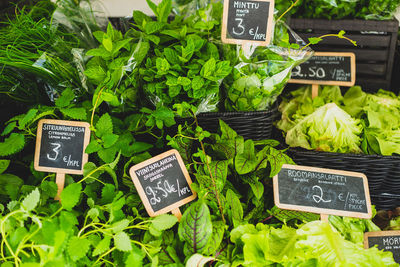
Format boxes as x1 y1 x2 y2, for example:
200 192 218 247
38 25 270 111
289 18 399 92
197 106 279 141
286 148 400 210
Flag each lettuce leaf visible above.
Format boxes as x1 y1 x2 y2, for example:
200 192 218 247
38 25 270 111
231 221 397 266
285 103 362 153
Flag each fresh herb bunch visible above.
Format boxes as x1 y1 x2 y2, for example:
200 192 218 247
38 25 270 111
223 21 310 112
84 23 142 113
130 0 231 114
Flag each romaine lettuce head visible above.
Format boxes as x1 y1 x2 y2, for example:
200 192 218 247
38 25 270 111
230 221 397 266
285 103 362 153
277 85 343 133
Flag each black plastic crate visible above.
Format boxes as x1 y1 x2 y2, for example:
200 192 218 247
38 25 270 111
289 18 399 92
287 147 400 210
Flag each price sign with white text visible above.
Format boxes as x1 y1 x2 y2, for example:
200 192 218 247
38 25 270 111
273 164 372 219
129 149 197 218
222 0 274 45
34 119 90 174
364 231 400 263
289 52 356 86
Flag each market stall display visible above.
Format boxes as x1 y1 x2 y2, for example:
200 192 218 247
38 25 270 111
0 0 399 265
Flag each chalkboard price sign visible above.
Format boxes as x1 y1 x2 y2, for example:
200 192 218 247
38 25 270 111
129 149 197 217
364 231 400 263
221 0 274 45
273 164 372 219
289 52 356 86
34 119 90 174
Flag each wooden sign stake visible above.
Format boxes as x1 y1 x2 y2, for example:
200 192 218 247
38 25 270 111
312 84 319 99
320 214 329 222
54 172 65 200
171 208 182 221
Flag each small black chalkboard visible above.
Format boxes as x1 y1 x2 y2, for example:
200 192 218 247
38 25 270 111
289 52 356 86
273 164 372 219
129 149 197 217
364 231 400 263
34 119 90 174
221 0 274 45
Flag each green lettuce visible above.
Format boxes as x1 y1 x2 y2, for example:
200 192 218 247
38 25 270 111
285 103 362 153
278 85 400 155
230 221 397 266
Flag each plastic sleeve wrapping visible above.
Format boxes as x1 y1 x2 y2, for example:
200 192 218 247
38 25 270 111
223 20 313 112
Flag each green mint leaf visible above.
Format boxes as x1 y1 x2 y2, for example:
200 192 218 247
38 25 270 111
85 140 102 154
192 76 205 91
178 201 212 254
101 184 116 204
68 236 91 261
87 207 99 221
96 113 113 138
156 0 172 23
156 57 170 75
40 181 58 198
130 142 153 154
308 37 323 45
98 146 118 163
0 133 25 156
161 30 181 40
146 34 160 45
135 41 150 65
125 245 145 266
93 235 111 256
145 21 164 35
84 66 107 85
132 11 151 26
151 214 178 232
60 108 87 120
109 219 130 233
102 133 119 148
93 31 105 43
212 61 232 81
2 122 17 136
200 58 216 79
61 183 82 211
114 231 132 252
18 109 38 130
0 174 23 199
146 0 158 16
55 88 75 108
0 160 10 174
103 37 113 52
168 85 181 98
22 188 40 212
59 211 79 231
86 47 111 58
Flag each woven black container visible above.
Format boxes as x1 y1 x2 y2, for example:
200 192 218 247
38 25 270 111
197 106 279 141
287 148 400 210
289 18 399 92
